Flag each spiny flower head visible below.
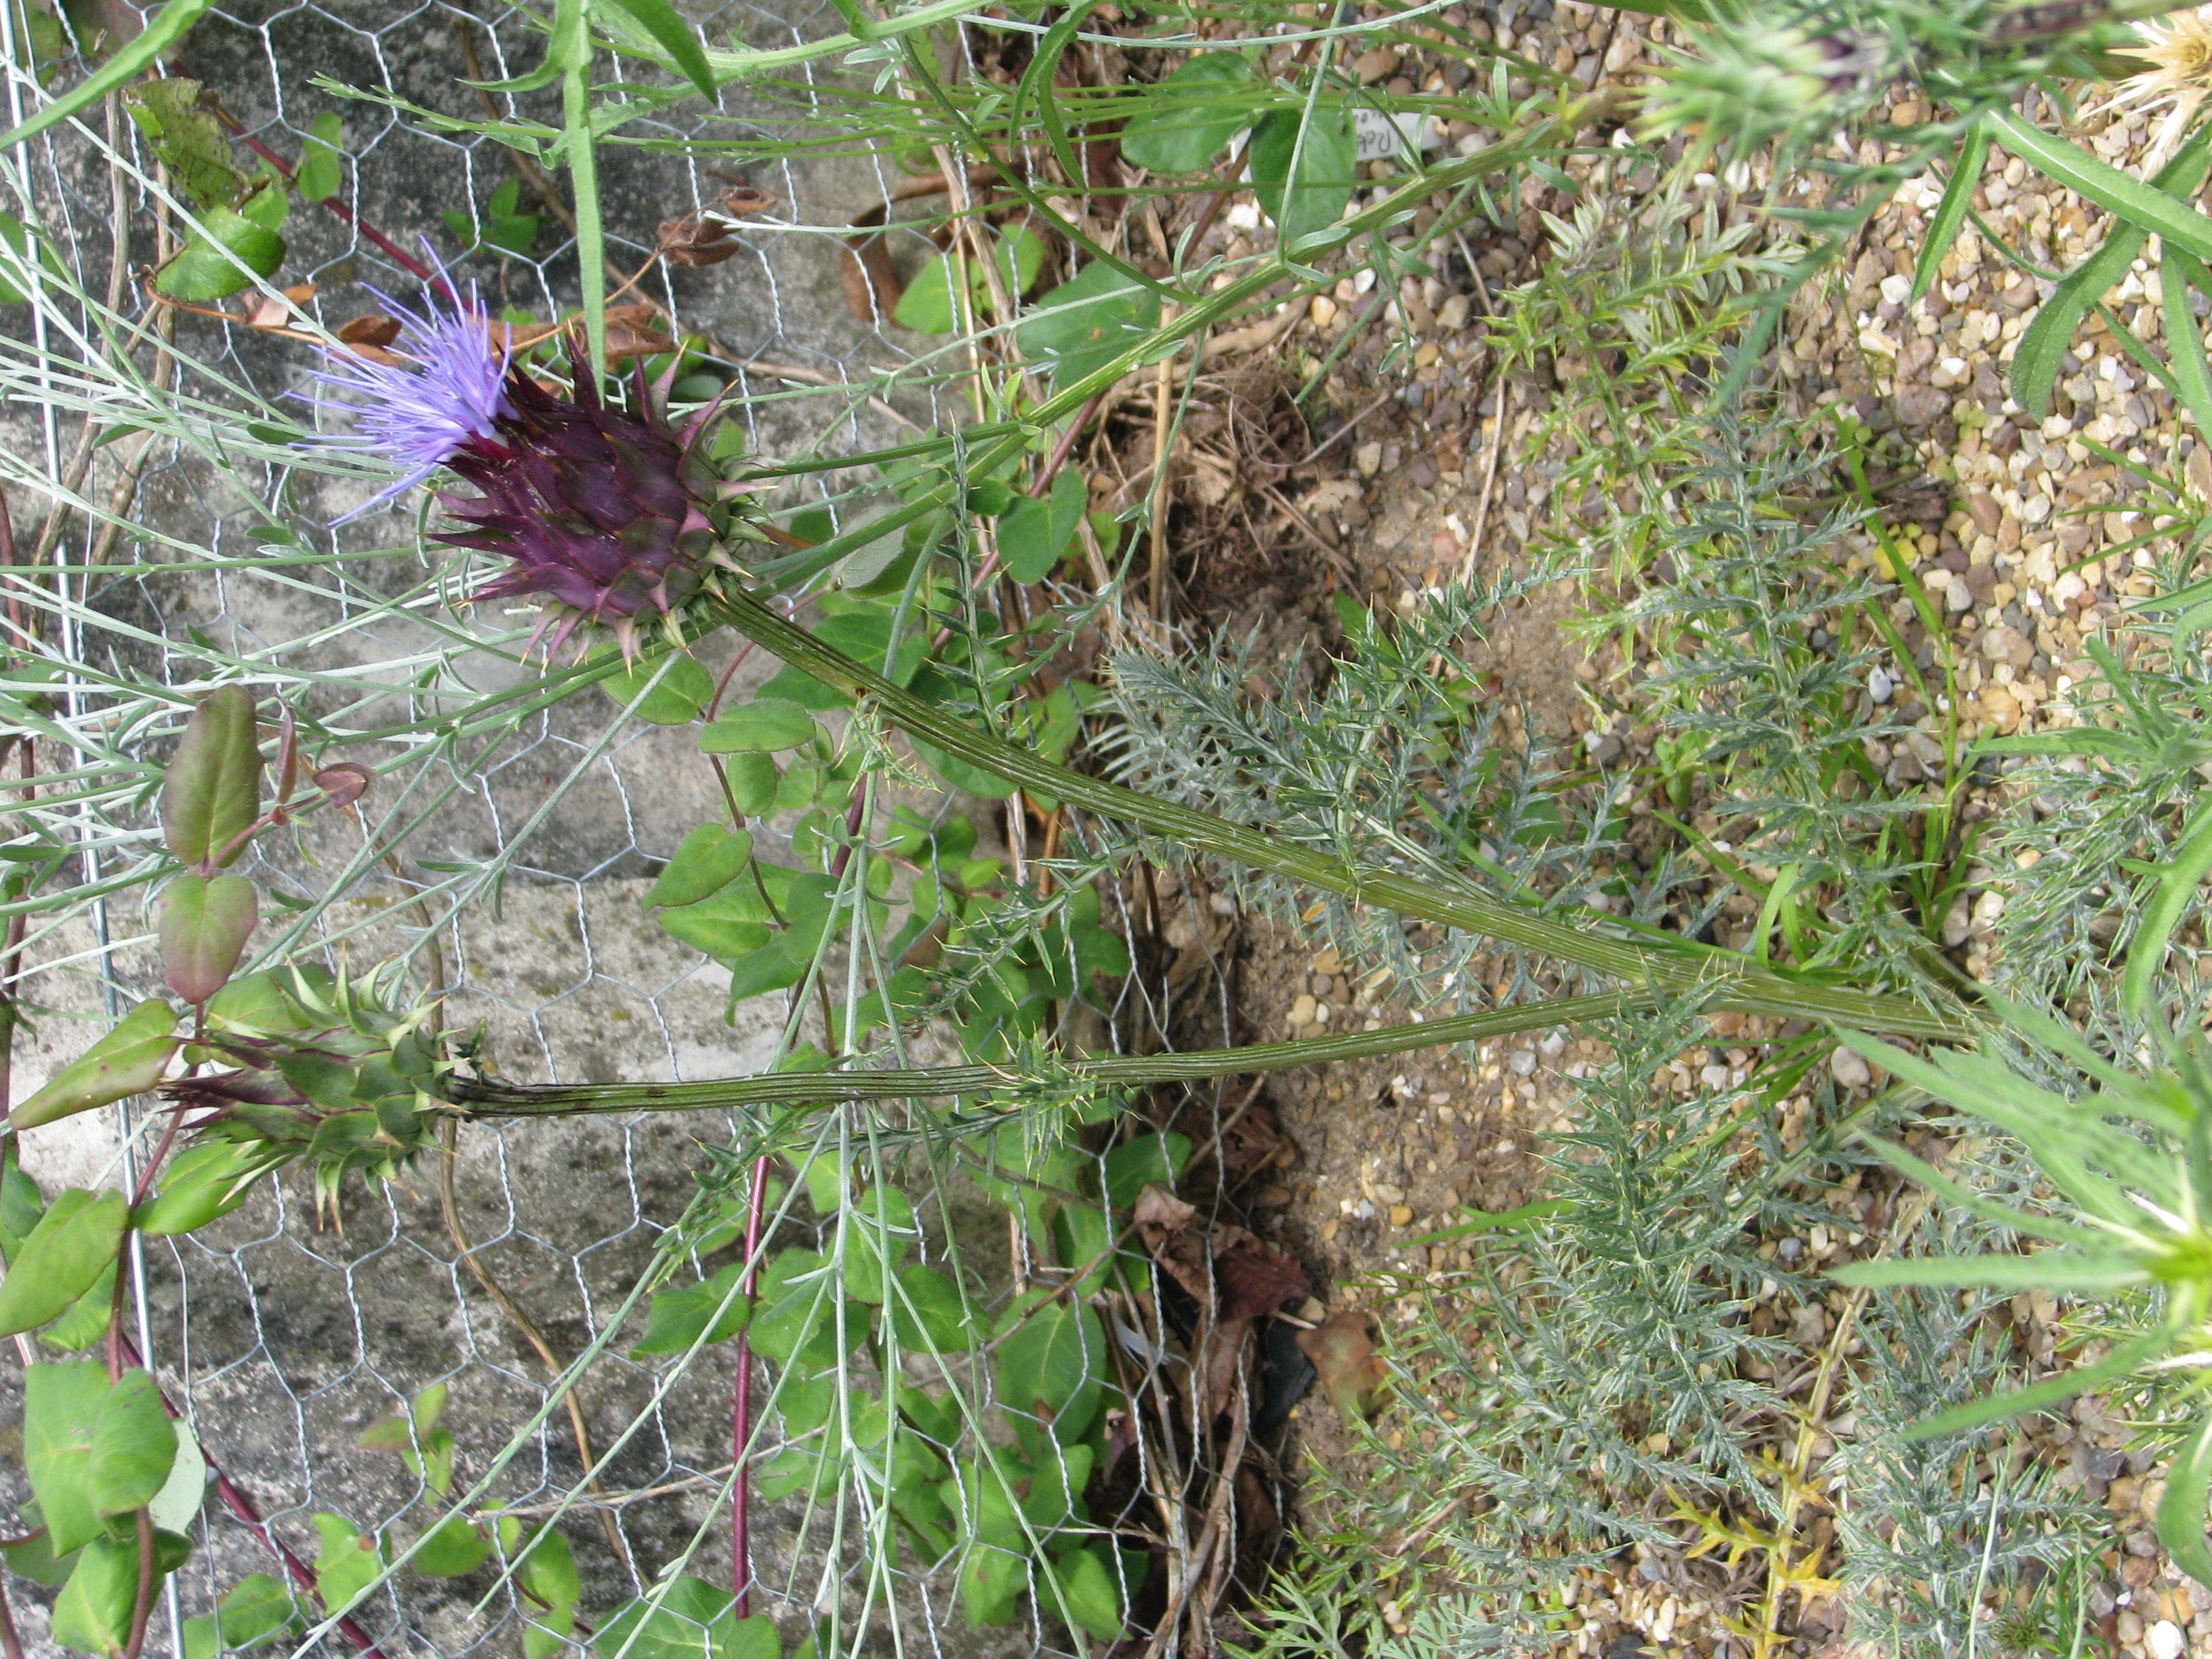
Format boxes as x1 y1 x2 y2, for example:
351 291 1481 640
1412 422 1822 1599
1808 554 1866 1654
2085 4 2212 167
308 277 514 521
307 262 762 655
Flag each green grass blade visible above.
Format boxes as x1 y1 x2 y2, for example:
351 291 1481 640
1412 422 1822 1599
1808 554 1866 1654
2163 248 2212 441
1911 119 1989 304
2157 1410 2212 1591
2123 800 2212 1023
596 0 718 102
1902 1329 2171 1441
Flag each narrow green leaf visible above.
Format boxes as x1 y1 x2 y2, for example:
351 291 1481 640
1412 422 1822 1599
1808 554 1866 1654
149 1418 207 1535
1990 110 2212 264
2159 1412 2212 1589
1904 1329 2169 1441
2125 806 2212 1023
132 1141 268 1238
1911 120 1988 304
0 0 216 155
13 1002 180 1131
2009 120 2212 415
2164 249 2212 443
598 0 720 102
411 1516 489 1578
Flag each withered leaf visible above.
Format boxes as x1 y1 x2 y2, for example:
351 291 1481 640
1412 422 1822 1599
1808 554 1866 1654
333 313 403 364
1214 1237 1309 1323
313 763 372 811
1295 1311 1389 1423
600 304 676 362
239 283 316 331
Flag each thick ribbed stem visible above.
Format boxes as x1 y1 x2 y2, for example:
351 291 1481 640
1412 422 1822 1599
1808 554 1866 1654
701 588 1975 1042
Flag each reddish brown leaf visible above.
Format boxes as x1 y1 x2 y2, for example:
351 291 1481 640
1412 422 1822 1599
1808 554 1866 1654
336 312 402 348
600 304 676 363
1214 1237 1309 1323
314 763 372 811
1295 1311 1388 1422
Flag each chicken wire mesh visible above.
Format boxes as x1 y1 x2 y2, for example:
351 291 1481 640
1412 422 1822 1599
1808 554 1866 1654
0 3 1200 1656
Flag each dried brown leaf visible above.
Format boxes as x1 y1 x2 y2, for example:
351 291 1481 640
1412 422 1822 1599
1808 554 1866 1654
1295 1311 1388 1422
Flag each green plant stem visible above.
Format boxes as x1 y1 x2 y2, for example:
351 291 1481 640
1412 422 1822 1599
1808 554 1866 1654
454 991 1648 1115
706 588 1975 1039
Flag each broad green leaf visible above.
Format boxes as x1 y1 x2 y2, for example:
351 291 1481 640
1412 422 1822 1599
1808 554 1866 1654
995 1300 1105 1444
38 1264 117 1353
600 0 720 102
747 1250 865 1364
149 1418 207 1535
1102 1132 1191 1209
959 1543 1025 1626
593 1577 777 1659
132 1141 268 1237
1043 1542 1124 1641
161 873 259 1004
162 687 263 868
646 826 754 909
0 1190 127 1335
629 1263 750 1356
698 698 816 754
893 227 1046 332
50 1537 139 1655
1249 104 1357 251
601 649 716 725
410 1516 489 1578
294 112 345 201
15 1000 180 1130
1910 119 1987 304
1016 260 1163 391
723 751 781 816
25 1362 112 1554
312 1513 385 1614
886 1263 972 1351
998 465 1088 584
155 209 288 301
122 77 241 211
180 1573 297 1659
1120 53 1254 174
720 942 806 1001
0 1163 40 1258
89 1370 178 1519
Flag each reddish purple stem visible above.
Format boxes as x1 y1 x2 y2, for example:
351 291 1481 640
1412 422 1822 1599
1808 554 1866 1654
213 117 436 289
111 1335 395 1659
729 1154 771 1615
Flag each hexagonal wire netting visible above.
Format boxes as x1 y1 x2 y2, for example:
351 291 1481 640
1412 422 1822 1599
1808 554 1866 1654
0 3 1202 1657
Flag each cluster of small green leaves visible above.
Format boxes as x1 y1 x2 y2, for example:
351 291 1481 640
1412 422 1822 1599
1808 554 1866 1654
626 1123 1197 1643
112 77 344 303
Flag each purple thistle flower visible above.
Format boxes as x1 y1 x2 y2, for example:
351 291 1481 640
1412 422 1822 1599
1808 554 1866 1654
307 276 513 523
306 257 748 655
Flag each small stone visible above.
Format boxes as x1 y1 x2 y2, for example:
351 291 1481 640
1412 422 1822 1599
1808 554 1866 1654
1830 1046 1873 1090
1355 441 1384 476
1507 1048 1537 1077
1879 273 1912 306
1355 46 1401 84
1290 992 1317 1025
1389 1205 1414 1227
1868 665 1895 704
1437 293 1470 331
1309 294 1339 329
2148 1620 2186 1659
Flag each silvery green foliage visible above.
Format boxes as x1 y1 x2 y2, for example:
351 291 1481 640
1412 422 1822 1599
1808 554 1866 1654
1611 420 1949 986
1099 571 1676 1019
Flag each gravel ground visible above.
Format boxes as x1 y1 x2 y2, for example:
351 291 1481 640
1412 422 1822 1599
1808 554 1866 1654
1147 4 2212 1656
